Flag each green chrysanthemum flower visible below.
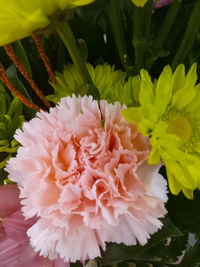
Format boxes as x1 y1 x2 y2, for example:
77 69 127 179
0 0 94 46
122 63 200 199
47 63 126 103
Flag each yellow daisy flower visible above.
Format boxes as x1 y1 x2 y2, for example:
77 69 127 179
122 64 200 199
0 0 94 46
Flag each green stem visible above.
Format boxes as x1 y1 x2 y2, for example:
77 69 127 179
56 22 99 99
172 0 200 70
133 6 145 72
143 0 153 38
132 1 152 73
106 0 129 72
153 0 182 51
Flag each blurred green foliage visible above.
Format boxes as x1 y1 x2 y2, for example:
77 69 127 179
0 81 24 184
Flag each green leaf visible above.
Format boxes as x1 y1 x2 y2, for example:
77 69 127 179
179 240 200 267
13 40 32 77
0 81 12 115
6 65 31 101
167 190 200 234
168 234 188 261
70 261 83 267
97 216 182 265
6 65 36 120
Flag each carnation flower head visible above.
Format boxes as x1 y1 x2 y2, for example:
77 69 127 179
0 184 69 267
122 64 200 199
0 0 94 46
6 95 167 262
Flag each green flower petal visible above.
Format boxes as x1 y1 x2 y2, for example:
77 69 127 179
166 168 182 195
172 64 197 109
182 187 193 199
49 63 127 104
185 63 198 89
185 84 200 113
172 86 196 110
148 147 161 165
154 65 173 116
139 69 154 106
138 119 153 136
172 64 186 93
122 107 143 125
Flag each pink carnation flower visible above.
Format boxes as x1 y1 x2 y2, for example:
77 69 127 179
6 95 168 262
0 184 69 267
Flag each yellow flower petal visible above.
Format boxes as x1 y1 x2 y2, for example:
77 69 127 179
0 0 94 46
166 168 181 196
131 0 148 7
148 147 161 165
154 65 173 116
122 107 143 124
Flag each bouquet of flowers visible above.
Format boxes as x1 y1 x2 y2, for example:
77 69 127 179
0 0 200 266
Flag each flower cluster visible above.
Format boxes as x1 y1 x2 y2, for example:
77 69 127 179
1 0 200 266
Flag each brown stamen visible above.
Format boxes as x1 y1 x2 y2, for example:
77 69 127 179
0 64 42 112
4 44 51 109
32 34 57 84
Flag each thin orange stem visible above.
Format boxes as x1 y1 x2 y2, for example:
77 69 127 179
32 34 57 84
4 44 51 109
0 64 42 112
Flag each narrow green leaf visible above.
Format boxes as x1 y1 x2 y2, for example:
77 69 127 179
0 154 11 169
6 65 36 119
14 40 32 77
0 140 9 145
6 65 32 101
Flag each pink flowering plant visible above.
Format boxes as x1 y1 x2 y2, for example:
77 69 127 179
1 0 200 266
